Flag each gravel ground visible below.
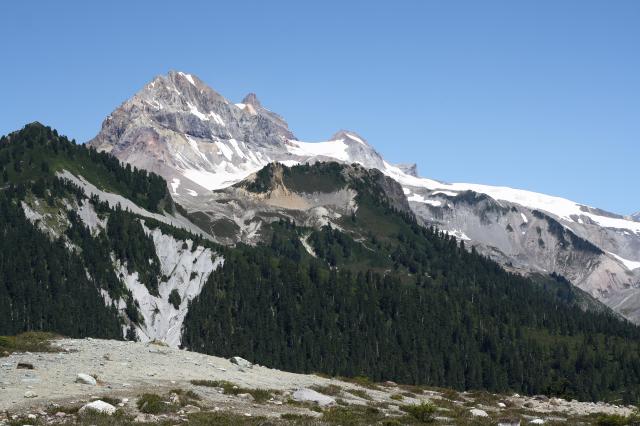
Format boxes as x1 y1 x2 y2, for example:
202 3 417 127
0 338 635 423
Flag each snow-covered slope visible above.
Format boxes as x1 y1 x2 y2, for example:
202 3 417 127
89 71 640 322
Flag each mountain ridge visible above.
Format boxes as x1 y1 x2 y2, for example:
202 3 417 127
88 71 640 323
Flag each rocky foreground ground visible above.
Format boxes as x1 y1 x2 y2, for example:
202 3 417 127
0 338 636 425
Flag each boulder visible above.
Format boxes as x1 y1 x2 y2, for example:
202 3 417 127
24 391 37 398
229 356 252 368
292 388 336 407
530 420 545 425
470 408 489 417
75 373 97 385
79 400 116 415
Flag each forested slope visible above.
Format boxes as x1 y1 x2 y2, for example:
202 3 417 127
3 124 640 404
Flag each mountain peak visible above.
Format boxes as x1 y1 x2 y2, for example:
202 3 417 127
242 93 262 108
632 211 640 221
395 163 419 177
331 130 369 146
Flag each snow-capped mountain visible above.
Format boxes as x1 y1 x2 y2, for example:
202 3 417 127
89 71 640 322
633 211 640 222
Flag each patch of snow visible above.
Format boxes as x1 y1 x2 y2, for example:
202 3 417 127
403 188 411 195
182 162 265 191
279 160 300 167
209 112 225 126
177 72 196 86
521 213 528 223
381 161 640 233
186 102 209 121
186 189 198 196
407 193 442 207
185 136 209 163
215 141 234 161
432 190 458 197
228 139 246 159
444 229 471 241
609 252 640 271
346 133 366 145
171 178 180 195
286 139 351 162
235 103 246 110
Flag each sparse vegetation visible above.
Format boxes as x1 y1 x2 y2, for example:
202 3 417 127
190 379 274 403
311 383 343 396
322 405 387 425
346 388 372 400
401 401 437 423
0 332 60 357
136 393 177 414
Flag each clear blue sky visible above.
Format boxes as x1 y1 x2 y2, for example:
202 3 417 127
1 1 638 214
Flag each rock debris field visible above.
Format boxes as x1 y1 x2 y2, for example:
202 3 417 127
0 338 635 424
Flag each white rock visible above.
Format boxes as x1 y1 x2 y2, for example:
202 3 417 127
75 373 97 385
470 408 489 417
229 356 252 368
498 402 507 408
23 391 37 398
292 388 336 407
79 400 116 415
530 420 545 425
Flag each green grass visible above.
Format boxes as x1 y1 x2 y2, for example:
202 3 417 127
0 331 60 357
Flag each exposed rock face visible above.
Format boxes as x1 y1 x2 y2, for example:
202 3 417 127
89 71 640 322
